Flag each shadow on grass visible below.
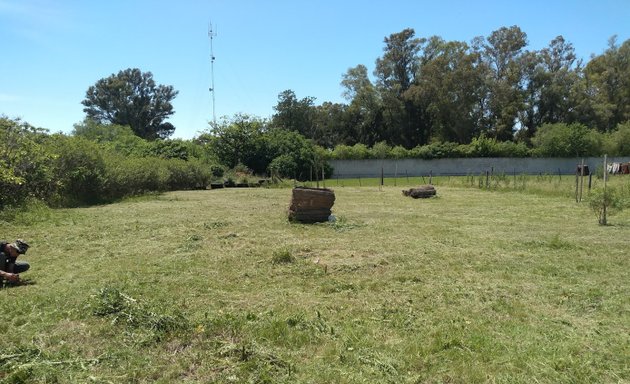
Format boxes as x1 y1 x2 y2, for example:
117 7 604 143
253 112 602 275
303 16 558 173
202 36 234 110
1 278 37 289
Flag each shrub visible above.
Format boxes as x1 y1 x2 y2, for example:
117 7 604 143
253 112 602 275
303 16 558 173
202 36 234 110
410 142 464 159
210 164 226 179
605 121 630 156
464 135 531 158
371 141 391 159
588 187 627 225
331 144 354 159
0 116 56 208
269 154 298 179
532 123 604 157
165 158 211 190
48 135 106 206
101 155 170 200
391 145 410 159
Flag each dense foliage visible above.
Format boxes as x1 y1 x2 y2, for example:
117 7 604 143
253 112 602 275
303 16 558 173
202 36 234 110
270 28 630 150
327 121 630 160
0 116 212 210
197 114 331 180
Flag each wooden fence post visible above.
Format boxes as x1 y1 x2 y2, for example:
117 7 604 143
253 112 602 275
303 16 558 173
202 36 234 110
602 155 608 225
580 159 584 202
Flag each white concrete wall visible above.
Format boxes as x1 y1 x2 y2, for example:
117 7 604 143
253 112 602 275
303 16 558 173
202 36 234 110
329 157 630 178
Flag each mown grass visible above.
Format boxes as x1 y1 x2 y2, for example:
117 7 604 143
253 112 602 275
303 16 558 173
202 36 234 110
1 180 629 383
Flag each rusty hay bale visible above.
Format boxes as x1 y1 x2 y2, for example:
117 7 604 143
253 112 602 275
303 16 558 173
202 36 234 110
288 187 335 223
402 185 436 199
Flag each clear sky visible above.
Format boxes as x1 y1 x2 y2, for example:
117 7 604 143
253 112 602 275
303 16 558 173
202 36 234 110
1 0 629 139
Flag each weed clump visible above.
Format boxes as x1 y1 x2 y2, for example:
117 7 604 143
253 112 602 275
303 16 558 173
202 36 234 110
90 287 190 341
272 249 295 265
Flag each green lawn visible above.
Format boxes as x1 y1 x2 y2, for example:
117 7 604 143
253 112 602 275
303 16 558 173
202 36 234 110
1 183 629 383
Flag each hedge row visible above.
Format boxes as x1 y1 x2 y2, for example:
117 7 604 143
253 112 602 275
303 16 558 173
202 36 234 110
0 117 212 209
328 122 630 160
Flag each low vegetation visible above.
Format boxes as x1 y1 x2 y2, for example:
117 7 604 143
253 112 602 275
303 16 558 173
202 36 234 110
1 180 629 382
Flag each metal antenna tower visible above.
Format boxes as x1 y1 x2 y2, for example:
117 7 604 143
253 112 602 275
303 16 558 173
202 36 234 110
208 22 217 126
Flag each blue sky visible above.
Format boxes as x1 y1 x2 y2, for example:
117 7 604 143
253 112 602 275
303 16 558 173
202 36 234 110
1 0 629 139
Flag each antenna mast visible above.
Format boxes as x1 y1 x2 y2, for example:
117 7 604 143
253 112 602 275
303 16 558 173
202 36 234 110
208 22 217 126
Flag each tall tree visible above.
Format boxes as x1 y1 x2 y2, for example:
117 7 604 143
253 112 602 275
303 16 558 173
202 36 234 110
311 102 350 148
375 28 425 147
406 37 485 143
341 64 384 145
208 114 267 172
271 90 316 138
520 36 579 138
578 37 630 132
478 26 528 140
82 68 178 140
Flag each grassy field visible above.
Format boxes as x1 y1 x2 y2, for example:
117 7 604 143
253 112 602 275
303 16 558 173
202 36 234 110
1 180 629 383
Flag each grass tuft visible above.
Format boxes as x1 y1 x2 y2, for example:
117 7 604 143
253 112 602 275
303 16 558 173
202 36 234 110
90 286 190 342
271 248 295 264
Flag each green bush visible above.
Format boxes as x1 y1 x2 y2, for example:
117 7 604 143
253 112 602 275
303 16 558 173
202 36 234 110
144 139 196 160
588 187 628 225
269 154 298 179
101 155 170 200
165 158 211 190
0 116 56 208
464 135 530 157
48 135 106 206
532 123 604 157
370 141 391 159
210 164 226 179
391 145 410 159
604 121 630 156
410 142 465 159
331 144 354 159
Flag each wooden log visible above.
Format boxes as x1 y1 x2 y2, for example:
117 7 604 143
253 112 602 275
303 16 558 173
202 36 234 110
402 185 436 199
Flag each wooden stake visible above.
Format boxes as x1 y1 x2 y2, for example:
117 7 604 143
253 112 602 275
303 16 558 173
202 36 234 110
575 170 579 203
580 159 584 202
380 166 384 191
603 155 608 225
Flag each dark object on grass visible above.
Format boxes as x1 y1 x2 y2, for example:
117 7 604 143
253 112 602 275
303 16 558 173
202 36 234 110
210 182 224 189
288 187 335 223
576 164 590 176
403 185 436 199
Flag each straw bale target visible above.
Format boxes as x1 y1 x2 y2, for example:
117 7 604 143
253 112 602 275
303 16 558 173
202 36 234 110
288 187 335 223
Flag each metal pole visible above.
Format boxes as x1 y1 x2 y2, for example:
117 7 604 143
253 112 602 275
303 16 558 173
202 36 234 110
208 23 217 127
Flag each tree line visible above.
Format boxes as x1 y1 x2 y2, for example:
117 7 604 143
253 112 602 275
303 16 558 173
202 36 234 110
2 26 630 213
271 26 630 150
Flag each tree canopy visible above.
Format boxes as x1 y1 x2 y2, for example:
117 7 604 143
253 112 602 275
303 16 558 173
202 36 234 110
271 27 630 151
82 68 178 140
